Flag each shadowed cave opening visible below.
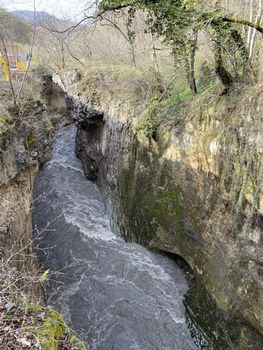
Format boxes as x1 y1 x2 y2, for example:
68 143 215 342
157 250 196 292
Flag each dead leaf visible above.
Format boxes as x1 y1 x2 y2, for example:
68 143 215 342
19 337 31 346
4 303 16 312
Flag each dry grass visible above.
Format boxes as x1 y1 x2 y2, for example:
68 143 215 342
77 62 166 104
0 295 43 350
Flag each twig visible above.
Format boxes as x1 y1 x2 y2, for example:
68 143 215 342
16 0 37 104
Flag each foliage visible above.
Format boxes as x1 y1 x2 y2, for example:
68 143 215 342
38 269 50 285
101 1 200 61
198 61 216 90
100 1 215 52
135 96 161 138
100 0 260 92
0 114 13 135
135 80 193 138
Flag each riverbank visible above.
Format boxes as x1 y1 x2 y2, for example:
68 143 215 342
0 70 87 350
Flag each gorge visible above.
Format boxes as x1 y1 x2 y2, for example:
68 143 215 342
32 125 200 350
62 69 263 349
1 1 263 348
1 69 262 349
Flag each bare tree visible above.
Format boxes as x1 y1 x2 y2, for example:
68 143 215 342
0 1 36 108
247 0 254 49
100 12 137 67
16 0 37 105
248 0 263 59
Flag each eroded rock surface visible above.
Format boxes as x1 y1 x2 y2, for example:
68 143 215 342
0 71 70 266
64 74 263 349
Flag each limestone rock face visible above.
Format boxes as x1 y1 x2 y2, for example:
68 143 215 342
0 122 50 264
66 77 263 349
0 72 70 267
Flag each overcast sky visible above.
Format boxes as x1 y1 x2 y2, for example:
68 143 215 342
2 0 97 18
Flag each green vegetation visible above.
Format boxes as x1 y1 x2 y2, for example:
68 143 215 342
0 250 87 350
0 114 13 135
25 308 86 350
26 308 65 350
100 0 262 93
135 96 162 137
0 297 87 350
153 184 184 233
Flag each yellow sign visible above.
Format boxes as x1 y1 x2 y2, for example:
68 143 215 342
15 59 27 73
0 54 10 81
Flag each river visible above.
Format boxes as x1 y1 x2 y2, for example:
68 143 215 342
32 125 197 350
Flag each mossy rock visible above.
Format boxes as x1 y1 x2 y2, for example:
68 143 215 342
25 307 87 350
68 335 87 349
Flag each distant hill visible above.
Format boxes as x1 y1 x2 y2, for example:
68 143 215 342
13 10 57 24
0 10 32 44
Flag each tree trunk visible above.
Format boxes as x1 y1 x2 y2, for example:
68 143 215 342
230 28 256 81
225 0 229 12
247 0 254 48
184 58 197 95
61 41 66 69
131 44 136 68
151 34 163 91
222 16 263 34
249 0 263 59
184 33 198 95
214 42 233 92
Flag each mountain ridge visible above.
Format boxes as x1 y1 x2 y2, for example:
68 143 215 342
13 10 57 24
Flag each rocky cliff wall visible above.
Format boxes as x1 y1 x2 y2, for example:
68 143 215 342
0 70 90 350
0 72 70 270
65 72 263 349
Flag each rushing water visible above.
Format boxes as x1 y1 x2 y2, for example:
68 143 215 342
32 125 197 350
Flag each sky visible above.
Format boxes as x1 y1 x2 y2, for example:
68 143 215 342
2 0 97 19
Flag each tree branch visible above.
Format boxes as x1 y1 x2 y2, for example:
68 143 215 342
222 16 263 34
16 0 37 105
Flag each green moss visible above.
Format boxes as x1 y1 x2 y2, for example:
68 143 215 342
25 136 37 150
68 335 87 350
0 114 13 134
153 184 184 233
118 140 186 245
25 308 65 350
176 85 193 102
24 306 88 350
27 304 43 312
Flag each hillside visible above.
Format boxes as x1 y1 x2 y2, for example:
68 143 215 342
0 9 32 44
13 10 57 24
